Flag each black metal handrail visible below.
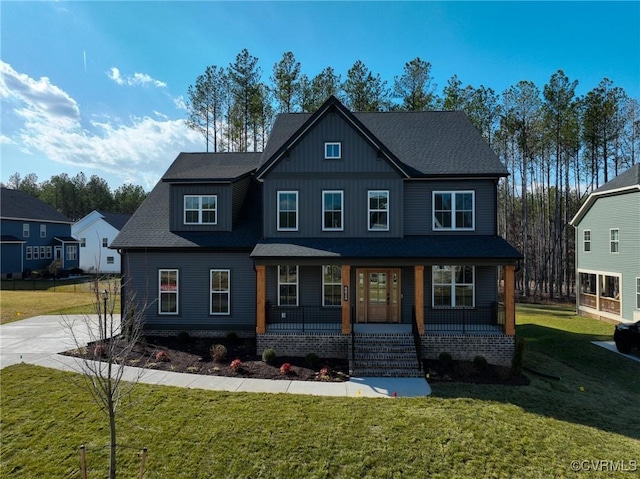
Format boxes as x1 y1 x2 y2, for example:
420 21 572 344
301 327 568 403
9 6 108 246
266 304 341 332
424 303 504 333
411 306 423 372
350 305 356 362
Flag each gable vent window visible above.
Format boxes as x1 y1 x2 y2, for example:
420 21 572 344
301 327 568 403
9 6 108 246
325 142 341 159
184 195 217 225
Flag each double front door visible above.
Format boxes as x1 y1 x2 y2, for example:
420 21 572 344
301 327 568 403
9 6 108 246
356 268 401 323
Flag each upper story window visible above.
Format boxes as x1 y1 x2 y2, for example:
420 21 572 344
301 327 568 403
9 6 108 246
433 191 475 230
159 269 179 315
80 238 86 247
102 237 109 248
323 191 343 231
277 191 298 231
324 142 341 159
23 224 29 238
368 190 389 231
184 195 217 225
610 229 619 253
40 225 46 238
583 230 591 252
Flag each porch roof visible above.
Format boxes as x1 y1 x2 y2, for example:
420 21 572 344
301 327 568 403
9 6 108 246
251 235 522 262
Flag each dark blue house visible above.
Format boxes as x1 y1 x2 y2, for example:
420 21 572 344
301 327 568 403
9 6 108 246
1 188 80 278
112 97 522 375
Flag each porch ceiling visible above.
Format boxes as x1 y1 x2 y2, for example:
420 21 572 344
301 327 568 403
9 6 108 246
251 235 522 263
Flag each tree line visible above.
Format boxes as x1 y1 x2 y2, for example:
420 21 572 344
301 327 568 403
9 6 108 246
3 172 147 221
187 50 639 300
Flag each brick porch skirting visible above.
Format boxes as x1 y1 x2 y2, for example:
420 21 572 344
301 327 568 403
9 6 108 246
421 334 515 367
257 333 349 359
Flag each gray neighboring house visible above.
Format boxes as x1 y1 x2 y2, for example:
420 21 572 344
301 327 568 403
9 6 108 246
112 96 522 374
570 164 640 324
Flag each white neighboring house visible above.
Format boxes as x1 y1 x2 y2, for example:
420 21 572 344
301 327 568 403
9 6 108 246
72 210 132 274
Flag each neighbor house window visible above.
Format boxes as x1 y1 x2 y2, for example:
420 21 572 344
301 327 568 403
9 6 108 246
106 256 114 264
277 191 298 231
278 265 298 306
46 246 52 259
40 246 45 258
579 272 597 295
102 237 108 247
26 246 32 260
583 230 591 252
159 269 179 315
80 238 86 247
66 245 77 260
210 269 230 315
40 225 46 238
184 195 217 225
323 265 342 306
33 247 39 260
610 229 619 253
323 191 343 231
432 265 474 308
23 224 29 238
325 142 341 159
433 191 475 230
599 274 619 300
636 278 640 309
368 190 389 231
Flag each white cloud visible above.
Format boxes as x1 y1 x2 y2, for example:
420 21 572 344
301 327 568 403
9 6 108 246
1 61 202 190
173 95 188 111
0 134 15 145
106 67 166 88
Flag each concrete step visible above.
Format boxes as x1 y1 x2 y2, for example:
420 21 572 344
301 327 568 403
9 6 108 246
350 367 424 378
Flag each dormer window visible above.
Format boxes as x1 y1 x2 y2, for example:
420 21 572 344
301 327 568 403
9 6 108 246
184 195 217 225
325 142 341 159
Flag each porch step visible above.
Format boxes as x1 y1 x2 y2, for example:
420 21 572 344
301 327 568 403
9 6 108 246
349 333 423 378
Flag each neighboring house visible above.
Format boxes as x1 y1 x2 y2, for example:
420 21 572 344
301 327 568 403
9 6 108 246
0 187 80 278
112 96 522 374
570 164 640 324
72 210 132 274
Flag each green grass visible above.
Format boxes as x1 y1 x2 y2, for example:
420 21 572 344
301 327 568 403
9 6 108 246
1 304 639 478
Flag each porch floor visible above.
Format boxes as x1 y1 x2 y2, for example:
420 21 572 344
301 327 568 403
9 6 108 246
353 323 411 334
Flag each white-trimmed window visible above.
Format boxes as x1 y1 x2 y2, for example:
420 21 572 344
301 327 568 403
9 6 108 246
278 265 298 306
40 225 46 238
433 191 475 230
46 246 52 259
210 269 230 315
26 246 32 260
184 195 217 225
636 278 640 309
610 229 619 253
368 190 389 231
102 237 109 247
159 269 179 315
277 191 298 231
599 274 619 300
66 245 78 260
40 246 45 258
80 238 86 247
323 265 342 306
583 230 591 252
23 224 29 238
432 265 475 308
325 142 341 159
323 191 343 231
33 247 40 260
107 256 114 264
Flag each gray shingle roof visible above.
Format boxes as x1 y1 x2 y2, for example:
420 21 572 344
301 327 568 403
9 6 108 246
251 236 522 261
162 152 262 182
0 187 71 223
594 164 640 193
97 211 132 231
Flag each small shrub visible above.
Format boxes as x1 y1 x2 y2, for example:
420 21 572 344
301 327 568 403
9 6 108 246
473 355 488 370
210 344 227 362
155 350 170 362
319 366 331 378
279 362 292 374
226 331 239 344
92 344 106 358
305 352 320 369
262 348 276 364
176 331 190 343
511 337 526 376
230 359 242 371
438 352 453 364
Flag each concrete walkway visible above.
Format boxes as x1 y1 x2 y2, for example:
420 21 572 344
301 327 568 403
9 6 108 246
0 315 431 398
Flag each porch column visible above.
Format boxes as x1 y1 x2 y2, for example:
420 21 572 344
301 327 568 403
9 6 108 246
256 265 266 334
504 265 516 336
341 265 351 334
414 266 425 334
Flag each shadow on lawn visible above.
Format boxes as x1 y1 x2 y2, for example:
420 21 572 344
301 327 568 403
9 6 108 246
431 324 640 441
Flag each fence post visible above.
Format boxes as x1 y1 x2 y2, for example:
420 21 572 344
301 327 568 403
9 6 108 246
138 448 148 479
79 445 87 479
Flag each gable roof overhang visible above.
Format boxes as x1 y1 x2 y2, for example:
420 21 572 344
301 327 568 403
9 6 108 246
255 96 411 180
570 185 640 227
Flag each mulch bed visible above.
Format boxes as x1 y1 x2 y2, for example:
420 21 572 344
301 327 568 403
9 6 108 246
423 359 530 385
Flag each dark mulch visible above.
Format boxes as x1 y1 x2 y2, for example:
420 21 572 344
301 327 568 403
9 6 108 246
424 359 530 386
64 335 349 382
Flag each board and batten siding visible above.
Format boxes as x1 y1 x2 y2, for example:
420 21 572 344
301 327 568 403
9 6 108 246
122 250 255 332
169 184 233 232
404 179 498 235
231 176 252 224
576 191 640 321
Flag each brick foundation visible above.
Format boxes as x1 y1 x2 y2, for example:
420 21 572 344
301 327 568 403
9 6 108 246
257 333 349 359
421 334 515 367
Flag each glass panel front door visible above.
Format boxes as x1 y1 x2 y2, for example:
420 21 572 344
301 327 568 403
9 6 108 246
356 269 401 323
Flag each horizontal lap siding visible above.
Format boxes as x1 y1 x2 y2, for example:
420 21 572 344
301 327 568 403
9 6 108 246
123 250 255 331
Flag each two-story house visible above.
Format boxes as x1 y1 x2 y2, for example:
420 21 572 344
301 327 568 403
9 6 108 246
0 187 80 278
72 210 132 274
112 96 521 374
570 164 640 324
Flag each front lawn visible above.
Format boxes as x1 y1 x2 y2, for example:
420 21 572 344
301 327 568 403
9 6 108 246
1 304 639 478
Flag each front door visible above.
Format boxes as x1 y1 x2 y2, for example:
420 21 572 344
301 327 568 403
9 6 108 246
356 268 401 323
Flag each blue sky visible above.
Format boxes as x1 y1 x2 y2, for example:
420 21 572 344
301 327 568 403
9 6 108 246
1 1 638 191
